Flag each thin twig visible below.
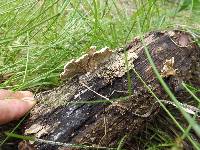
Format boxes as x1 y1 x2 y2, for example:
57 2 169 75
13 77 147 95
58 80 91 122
80 82 110 101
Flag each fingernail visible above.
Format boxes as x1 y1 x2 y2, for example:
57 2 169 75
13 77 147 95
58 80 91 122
22 97 36 105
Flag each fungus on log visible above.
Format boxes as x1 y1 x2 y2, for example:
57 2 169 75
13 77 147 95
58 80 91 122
1 30 200 150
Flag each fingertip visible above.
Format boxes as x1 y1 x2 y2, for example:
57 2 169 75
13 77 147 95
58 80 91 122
14 99 36 117
0 99 36 125
22 97 37 106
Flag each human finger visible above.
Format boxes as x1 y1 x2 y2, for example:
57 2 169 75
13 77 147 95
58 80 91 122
0 98 36 125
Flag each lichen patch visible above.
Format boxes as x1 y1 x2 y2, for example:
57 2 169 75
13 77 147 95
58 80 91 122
161 57 177 77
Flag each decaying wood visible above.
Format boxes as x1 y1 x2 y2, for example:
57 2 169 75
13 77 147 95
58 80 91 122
23 30 200 150
1 30 200 150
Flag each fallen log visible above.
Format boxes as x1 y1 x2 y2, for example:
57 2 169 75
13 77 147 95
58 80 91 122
2 30 200 150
